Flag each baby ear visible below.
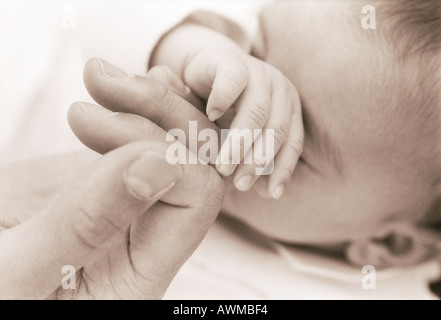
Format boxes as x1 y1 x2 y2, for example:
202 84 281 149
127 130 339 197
344 222 438 269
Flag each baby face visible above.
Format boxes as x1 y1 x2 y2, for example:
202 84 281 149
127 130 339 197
222 0 441 246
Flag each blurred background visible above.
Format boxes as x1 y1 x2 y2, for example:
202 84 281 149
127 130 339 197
0 0 265 162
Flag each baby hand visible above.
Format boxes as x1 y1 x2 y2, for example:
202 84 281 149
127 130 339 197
183 46 304 199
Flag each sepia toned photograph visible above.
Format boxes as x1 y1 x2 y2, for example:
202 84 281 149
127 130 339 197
0 0 440 303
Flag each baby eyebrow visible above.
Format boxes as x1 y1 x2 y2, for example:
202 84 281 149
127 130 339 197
302 105 344 175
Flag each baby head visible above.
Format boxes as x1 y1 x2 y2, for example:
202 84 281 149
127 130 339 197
224 0 441 267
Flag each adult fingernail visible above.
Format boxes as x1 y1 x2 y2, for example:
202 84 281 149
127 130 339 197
236 175 253 191
272 185 285 200
77 102 115 115
208 109 223 122
95 58 128 78
124 151 182 201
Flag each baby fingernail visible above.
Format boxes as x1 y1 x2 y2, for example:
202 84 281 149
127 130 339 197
78 102 115 115
95 58 128 78
124 151 182 201
254 156 266 166
217 164 234 176
236 175 253 191
208 109 223 121
183 85 192 95
272 185 285 200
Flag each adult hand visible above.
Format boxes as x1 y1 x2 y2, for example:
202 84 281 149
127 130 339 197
0 117 224 299
69 58 221 156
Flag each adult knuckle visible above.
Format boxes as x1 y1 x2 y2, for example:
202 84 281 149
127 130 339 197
69 207 105 251
69 204 123 251
144 82 178 127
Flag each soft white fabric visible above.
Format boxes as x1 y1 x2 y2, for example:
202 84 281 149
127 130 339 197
0 0 439 299
165 216 440 299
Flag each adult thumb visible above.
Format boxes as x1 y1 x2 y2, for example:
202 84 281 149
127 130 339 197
0 141 181 299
